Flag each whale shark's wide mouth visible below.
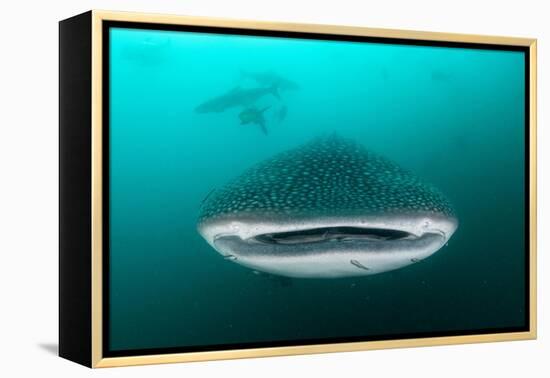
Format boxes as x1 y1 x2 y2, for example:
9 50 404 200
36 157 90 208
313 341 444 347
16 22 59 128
253 226 414 245
198 213 458 278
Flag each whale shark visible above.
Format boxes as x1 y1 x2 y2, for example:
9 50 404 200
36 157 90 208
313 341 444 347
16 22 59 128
197 134 458 278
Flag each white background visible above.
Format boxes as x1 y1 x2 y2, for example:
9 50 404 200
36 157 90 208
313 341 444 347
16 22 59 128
0 0 547 376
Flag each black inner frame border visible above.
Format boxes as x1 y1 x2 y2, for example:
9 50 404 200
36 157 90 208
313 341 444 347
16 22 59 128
101 20 531 358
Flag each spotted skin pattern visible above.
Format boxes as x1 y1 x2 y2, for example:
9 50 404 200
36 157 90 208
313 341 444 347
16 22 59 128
198 134 454 226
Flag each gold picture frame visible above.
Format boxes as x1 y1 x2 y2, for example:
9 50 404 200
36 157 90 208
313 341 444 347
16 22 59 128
59 10 537 368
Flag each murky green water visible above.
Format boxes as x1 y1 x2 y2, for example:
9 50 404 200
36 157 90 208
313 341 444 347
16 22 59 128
108 26 526 353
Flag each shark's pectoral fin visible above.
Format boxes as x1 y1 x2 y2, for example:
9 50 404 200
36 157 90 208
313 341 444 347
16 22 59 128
259 122 268 135
270 84 281 100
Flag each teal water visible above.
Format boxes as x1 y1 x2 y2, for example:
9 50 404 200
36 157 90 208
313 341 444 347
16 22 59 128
109 27 526 352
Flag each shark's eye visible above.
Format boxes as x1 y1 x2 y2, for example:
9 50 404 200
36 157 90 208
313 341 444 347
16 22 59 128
252 227 413 245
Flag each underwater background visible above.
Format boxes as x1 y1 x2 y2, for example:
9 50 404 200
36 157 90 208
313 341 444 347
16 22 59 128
108 27 526 352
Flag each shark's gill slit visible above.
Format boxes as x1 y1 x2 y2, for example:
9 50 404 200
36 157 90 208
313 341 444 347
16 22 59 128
252 227 413 245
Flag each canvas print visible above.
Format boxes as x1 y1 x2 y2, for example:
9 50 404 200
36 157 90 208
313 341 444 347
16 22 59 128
106 26 527 355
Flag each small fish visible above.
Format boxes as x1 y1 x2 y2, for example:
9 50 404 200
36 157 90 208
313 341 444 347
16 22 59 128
350 259 370 271
239 106 271 135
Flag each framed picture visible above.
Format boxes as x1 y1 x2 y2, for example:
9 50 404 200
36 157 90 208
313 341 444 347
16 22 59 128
59 10 537 368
